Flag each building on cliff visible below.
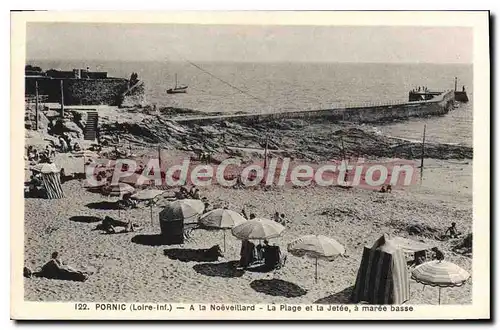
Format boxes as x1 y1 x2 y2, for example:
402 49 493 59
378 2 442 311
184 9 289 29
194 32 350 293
25 65 146 108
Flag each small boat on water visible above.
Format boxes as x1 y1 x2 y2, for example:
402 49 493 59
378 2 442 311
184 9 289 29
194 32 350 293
167 74 188 94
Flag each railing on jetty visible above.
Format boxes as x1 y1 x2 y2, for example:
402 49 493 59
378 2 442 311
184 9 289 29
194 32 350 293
334 91 446 109
173 90 455 124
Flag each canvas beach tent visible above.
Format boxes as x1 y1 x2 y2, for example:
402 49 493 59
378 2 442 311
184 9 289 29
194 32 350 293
31 163 64 199
159 199 204 245
351 234 410 305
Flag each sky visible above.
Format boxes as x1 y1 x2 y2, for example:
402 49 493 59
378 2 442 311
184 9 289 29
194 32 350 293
26 23 473 64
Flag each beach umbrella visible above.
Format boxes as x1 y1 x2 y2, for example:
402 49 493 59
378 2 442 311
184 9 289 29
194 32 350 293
199 209 247 251
287 234 345 283
120 173 153 187
411 260 470 304
131 189 165 225
231 218 285 241
31 162 59 174
72 150 99 174
161 199 205 224
107 183 135 197
104 183 135 218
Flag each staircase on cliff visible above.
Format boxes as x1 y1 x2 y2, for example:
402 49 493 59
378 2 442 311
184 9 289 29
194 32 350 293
84 111 98 141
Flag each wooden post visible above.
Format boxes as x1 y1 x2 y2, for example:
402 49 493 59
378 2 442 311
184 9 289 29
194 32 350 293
341 135 348 181
150 203 153 225
34 81 39 130
454 77 458 92
158 145 161 168
60 80 65 118
263 136 269 169
420 124 426 181
223 229 226 252
315 258 318 283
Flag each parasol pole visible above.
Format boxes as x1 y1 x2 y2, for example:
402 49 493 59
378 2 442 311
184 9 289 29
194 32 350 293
150 202 153 226
223 229 226 253
315 258 318 283
438 287 441 305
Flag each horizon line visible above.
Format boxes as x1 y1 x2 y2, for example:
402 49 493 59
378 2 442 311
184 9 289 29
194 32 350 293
25 58 473 65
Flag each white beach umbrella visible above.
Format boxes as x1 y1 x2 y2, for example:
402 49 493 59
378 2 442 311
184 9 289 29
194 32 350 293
231 218 285 240
411 260 470 304
103 183 135 218
31 162 59 174
72 150 99 174
131 189 165 225
107 183 135 197
200 209 247 251
288 234 345 283
161 199 205 224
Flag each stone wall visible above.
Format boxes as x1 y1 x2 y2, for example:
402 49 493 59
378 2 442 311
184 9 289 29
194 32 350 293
177 91 455 126
25 78 130 106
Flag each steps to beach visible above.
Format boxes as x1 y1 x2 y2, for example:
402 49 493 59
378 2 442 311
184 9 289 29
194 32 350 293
84 111 98 141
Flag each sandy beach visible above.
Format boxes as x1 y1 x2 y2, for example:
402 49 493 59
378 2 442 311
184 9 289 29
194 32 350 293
24 147 472 304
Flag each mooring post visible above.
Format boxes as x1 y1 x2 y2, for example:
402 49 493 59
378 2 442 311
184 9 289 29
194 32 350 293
60 80 65 118
454 77 457 92
35 80 39 130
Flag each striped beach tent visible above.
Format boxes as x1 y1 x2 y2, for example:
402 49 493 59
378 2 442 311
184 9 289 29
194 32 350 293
31 163 64 199
351 234 410 305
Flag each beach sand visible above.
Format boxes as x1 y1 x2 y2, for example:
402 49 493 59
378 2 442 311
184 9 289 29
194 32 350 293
24 153 472 305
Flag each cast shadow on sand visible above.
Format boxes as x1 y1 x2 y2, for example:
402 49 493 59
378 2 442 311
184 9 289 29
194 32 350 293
249 279 307 298
69 215 102 223
193 261 244 278
131 234 169 246
85 201 120 210
164 245 223 262
313 286 354 304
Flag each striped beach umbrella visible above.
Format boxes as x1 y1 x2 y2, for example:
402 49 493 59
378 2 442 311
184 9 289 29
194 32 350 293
231 218 285 241
200 209 247 251
411 260 470 304
288 234 345 283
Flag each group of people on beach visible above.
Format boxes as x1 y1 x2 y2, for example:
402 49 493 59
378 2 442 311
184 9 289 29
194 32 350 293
239 239 286 271
175 186 201 200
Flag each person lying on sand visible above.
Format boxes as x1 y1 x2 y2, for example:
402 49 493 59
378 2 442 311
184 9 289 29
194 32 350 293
95 216 141 234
